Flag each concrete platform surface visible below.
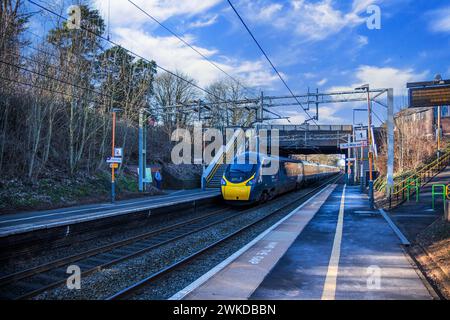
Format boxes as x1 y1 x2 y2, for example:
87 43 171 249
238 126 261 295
176 184 434 300
0 189 220 237
177 184 337 300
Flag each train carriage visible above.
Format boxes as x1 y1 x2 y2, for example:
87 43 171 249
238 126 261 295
221 152 339 204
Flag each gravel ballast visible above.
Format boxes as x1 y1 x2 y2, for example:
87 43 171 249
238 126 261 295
29 185 322 300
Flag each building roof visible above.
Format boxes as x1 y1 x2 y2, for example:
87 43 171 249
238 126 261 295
395 106 432 118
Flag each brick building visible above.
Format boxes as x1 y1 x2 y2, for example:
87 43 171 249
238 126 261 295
394 106 450 139
391 106 450 172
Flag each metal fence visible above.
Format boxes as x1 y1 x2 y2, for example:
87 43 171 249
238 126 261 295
385 149 450 209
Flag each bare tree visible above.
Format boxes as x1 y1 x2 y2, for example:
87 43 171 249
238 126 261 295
153 71 199 128
205 79 255 128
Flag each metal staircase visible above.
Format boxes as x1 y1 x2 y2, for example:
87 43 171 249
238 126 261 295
205 165 227 188
202 129 247 189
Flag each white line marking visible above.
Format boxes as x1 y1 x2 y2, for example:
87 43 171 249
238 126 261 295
378 209 411 245
354 210 377 214
0 191 218 225
169 184 336 300
0 193 220 237
321 184 346 300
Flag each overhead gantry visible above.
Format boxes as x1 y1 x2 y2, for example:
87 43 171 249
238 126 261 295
138 87 394 196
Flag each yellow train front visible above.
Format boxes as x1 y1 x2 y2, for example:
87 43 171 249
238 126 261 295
221 152 339 204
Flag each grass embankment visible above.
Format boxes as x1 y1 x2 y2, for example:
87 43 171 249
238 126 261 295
416 219 450 299
0 171 161 214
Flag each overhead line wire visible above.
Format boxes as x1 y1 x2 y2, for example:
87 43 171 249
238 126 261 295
27 0 229 104
127 0 255 96
227 0 317 125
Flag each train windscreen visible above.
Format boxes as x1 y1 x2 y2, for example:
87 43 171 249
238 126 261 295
225 163 257 183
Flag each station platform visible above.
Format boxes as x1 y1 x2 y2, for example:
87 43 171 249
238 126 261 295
0 189 220 238
173 184 436 300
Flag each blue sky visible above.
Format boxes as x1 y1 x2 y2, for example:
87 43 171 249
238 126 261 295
27 0 450 125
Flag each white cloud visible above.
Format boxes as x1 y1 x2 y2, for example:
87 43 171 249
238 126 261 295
351 0 379 14
316 106 347 123
303 72 317 79
242 0 384 42
357 35 369 47
94 0 222 27
93 0 280 89
290 0 363 41
428 7 450 33
231 60 280 87
189 15 219 28
273 104 346 124
113 27 278 88
256 3 283 20
329 65 429 99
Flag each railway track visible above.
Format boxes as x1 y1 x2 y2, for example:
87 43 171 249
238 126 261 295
107 174 342 300
0 206 242 300
0 174 340 300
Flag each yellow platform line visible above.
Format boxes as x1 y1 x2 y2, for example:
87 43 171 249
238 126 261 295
321 184 346 300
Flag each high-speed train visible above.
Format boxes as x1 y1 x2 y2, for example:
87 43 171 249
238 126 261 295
221 152 339 204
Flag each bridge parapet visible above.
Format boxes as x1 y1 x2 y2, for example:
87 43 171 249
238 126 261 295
258 124 353 132
257 124 353 154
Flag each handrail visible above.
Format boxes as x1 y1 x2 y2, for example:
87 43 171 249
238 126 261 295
203 129 246 184
392 149 450 196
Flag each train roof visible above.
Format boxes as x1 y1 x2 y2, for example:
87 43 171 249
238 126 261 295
233 152 337 168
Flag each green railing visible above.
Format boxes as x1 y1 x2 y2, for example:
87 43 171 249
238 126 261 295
387 149 450 208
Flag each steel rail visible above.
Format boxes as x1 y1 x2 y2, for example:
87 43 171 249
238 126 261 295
107 174 341 300
0 207 240 299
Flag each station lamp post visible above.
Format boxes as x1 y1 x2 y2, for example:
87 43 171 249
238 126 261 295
353 108 367 191
355 84 374 209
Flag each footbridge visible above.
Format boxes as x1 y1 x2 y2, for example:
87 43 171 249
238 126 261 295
258 124 353 155
202 124 353 188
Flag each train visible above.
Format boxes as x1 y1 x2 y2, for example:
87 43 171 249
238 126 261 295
221 152 340 204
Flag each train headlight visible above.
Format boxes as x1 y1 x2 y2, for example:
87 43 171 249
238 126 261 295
221 178 227 186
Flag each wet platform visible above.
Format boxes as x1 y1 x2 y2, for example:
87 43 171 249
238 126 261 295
173 184 435 300
0 189 220 237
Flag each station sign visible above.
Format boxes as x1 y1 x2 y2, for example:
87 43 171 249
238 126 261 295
114 147 123 157
354 129 367 142
106 157 122 163
407 79 450 108
340 141 368 149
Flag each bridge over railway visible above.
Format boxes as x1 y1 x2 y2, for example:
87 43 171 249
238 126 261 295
138 87 395 199
258 124 353 155
200 124 354 188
